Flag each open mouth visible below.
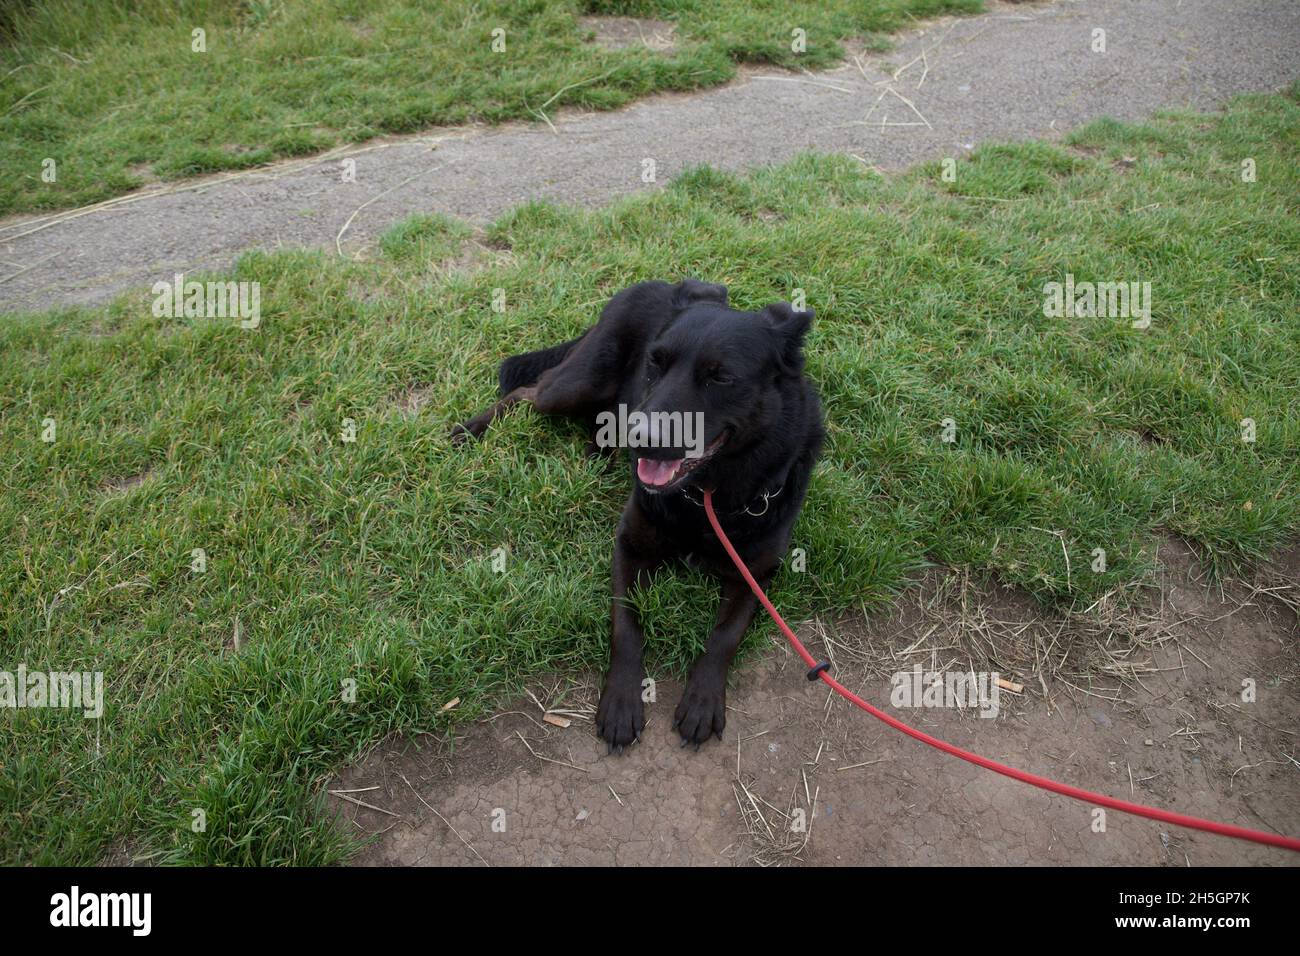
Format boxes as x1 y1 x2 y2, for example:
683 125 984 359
635 430 729 492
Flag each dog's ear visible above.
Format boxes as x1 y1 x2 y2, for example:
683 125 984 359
763 302 814 373
672 278 729 312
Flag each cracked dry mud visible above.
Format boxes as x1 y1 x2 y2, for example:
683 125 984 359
329 538 1299 866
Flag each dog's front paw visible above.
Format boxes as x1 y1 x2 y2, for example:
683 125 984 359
673 670 726 749
596 672 645 753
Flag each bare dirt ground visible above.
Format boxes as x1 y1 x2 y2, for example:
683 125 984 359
328 538 1299 866
4 0 1298 313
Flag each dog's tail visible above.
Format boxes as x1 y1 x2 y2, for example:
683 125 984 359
498 332 585 395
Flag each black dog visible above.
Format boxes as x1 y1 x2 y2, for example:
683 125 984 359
454 279 824 749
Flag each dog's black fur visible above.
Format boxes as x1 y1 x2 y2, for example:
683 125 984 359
454 279 824 749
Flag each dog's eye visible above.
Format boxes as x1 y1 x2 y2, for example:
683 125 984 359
706 368 733 386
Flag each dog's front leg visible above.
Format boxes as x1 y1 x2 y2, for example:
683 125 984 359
595 504 662 752
673 568 772 747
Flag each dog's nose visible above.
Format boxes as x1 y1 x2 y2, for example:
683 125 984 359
632 410 675 451
628 415 648 447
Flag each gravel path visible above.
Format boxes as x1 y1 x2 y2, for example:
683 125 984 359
1 0 1297 314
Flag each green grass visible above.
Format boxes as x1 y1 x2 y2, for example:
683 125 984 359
0 0 982 216
2 88 1299 865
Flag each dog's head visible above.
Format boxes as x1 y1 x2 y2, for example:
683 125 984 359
631 279 813 493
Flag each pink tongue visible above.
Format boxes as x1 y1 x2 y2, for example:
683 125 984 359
637 457 684 486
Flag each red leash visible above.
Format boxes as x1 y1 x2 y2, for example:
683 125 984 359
702 490 1300 853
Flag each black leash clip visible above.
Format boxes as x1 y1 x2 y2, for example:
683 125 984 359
807 660 831 681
